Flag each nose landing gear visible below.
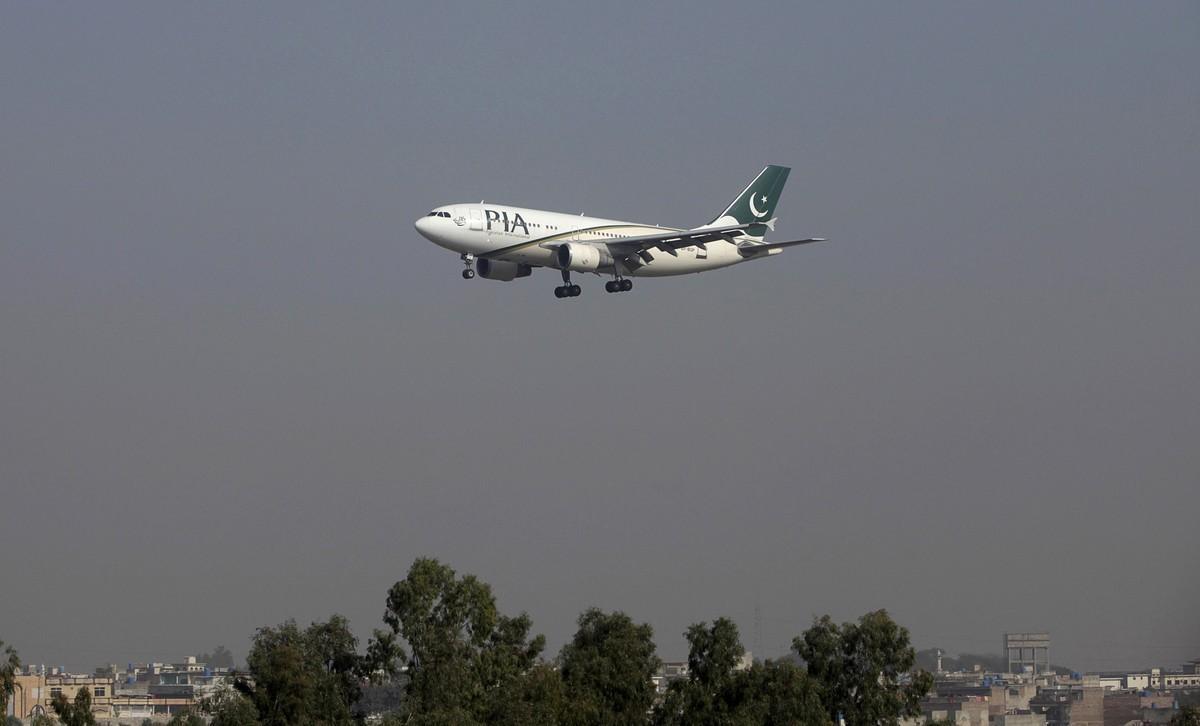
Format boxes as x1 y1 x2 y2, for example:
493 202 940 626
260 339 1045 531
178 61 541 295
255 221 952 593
460 253 475 279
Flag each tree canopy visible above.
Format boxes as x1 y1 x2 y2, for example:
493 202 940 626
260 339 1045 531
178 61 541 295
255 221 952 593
203 683 262 726
1 640 19 720
198 645 236 670
165 709 206 726
50 686 97 726
559 608 661 726
1172 705 1200 726
653 618 829 726
381 557 545 724
233 615 364 726
794 610 933 726
29 558 932 726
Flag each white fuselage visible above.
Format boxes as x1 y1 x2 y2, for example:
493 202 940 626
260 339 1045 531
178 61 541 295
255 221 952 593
414 203 769 277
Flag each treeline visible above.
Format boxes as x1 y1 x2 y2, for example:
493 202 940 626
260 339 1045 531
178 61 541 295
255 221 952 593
206 558 932 726
4 558 933 726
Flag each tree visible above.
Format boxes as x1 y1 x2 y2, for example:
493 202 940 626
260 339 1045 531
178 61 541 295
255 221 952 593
166 709 205 726
1 640 18 719
381 557 545 724
203 684 261 726
50 686 97 726
654 619 829 726
794 610 933 726
198 645 236 670
654 618 744 726
238 615 363 726
730 659 831 726
559 608 661 726
1172 705 1200 726
489 662 567 726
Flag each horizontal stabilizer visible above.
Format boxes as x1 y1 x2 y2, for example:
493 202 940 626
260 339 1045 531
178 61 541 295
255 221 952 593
737 237 828 257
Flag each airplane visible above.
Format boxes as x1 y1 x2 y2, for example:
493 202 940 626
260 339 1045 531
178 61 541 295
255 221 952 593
413 165 826 299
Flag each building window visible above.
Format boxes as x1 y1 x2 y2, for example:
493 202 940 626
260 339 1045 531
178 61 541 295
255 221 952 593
50 687 62 697
93 686 106 697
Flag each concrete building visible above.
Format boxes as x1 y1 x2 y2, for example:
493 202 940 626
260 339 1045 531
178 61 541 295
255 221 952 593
1091 672 1126 691
7 670 117 721
920 695 989 726
1161 670 1200 688
652 661 689 694
1029 684 1104 726
1005 632 1051 675
5 657 229 723
990 681 1038 717
993 713 1047 726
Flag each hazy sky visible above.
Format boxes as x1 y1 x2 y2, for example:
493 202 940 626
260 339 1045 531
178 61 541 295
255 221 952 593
2 2 1197 673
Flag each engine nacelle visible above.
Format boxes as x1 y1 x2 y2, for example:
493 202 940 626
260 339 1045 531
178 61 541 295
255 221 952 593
556 242 612 272
476 259 532 281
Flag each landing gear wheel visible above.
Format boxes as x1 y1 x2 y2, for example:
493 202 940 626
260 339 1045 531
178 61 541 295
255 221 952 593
620 278 633 292
554 286 566 298
569 284 581 297
605 281 618 293
462 269 475 280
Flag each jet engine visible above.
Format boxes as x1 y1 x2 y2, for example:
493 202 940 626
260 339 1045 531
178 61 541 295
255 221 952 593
476 259 532 281
556 242 612 272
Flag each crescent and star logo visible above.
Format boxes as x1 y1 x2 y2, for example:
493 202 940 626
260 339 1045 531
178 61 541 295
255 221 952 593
748 193 769 218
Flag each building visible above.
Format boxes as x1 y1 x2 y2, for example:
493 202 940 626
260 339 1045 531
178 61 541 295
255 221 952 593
1029 684 1103 726
7 669 116 721
1005 633 1051 675
990 681 1038 717
993 713 1047 726
920 695 989 726
5 657 230 723
653 661 689 694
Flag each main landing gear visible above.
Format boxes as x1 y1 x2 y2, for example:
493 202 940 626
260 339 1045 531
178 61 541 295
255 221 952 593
605 278 633 293
554 269 581 299
460 253 475 279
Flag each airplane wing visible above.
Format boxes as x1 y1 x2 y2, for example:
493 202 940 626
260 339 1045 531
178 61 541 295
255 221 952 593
736 237 828 257
605 222 770 258
478 221 770 260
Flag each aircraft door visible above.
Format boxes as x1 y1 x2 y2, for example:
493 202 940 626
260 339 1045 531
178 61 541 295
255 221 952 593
469 208 483 231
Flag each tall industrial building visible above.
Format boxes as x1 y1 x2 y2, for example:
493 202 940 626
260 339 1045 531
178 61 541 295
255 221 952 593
1005 632 1051 674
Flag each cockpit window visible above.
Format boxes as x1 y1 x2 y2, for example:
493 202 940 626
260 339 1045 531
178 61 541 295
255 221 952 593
428 211 451 218
427 211 438 216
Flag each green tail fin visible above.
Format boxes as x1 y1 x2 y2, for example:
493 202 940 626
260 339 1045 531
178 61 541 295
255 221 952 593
710 165 791 226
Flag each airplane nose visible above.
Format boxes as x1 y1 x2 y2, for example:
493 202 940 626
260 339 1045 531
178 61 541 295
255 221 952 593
414 216 432 238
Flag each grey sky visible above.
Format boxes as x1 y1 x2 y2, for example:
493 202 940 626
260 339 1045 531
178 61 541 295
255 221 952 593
1 2 1197 673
